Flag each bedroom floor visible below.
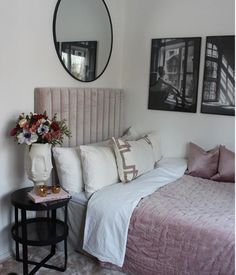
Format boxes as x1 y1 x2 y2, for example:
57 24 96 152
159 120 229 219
0 247 126 275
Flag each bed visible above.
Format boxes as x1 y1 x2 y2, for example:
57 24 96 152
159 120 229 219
34 87 235 275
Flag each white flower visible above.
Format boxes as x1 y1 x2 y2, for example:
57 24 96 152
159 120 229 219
17 130 38 145
37 124 49 135
39 118 46 124
18 118 27 128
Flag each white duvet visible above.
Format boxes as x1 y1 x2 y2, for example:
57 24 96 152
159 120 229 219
83 158 187 267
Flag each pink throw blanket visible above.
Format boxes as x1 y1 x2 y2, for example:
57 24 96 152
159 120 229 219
108 175 234 275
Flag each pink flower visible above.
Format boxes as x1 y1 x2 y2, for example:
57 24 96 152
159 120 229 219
43 131 61 143
29 123 38 133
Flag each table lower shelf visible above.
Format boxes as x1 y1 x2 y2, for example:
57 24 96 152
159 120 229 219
12 217 68 246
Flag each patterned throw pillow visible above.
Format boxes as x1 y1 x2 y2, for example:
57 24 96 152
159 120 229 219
146 132 162 164
112 136 156 183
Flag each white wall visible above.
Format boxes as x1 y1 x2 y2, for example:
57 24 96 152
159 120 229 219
0 0 125 260
122 0 235 157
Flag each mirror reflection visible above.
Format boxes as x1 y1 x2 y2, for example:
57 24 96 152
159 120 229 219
53 0 113 82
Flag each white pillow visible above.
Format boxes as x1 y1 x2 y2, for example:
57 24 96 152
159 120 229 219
121 126 140 141
112 136 155 183
52 127 140 195
145 132 162 164
52 147 83 193
80 145 119 197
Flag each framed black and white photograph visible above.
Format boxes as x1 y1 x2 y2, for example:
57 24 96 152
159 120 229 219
148 37 201 113
201 36 235 116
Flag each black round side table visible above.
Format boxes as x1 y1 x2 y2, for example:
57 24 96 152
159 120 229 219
11 187 70 275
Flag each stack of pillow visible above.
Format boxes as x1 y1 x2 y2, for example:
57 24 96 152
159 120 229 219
53 127 162 198
185 142 235 182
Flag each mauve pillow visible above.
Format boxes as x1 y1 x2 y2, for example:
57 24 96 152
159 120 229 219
185 142 219 179
211 145 235 182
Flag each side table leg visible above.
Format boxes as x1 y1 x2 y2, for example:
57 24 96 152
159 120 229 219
50 209 56 255
14 207 19 261
64 237 68 270
21 210 28 275
50 245 56 255
64 205 68 270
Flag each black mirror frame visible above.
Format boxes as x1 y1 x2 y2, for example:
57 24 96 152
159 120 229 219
52 0 113 83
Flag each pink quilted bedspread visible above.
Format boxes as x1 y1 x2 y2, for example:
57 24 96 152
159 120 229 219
120 175 235 275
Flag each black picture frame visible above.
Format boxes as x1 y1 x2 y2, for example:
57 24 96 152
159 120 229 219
56 41 97 82
201 35 235 116
148 37 201 113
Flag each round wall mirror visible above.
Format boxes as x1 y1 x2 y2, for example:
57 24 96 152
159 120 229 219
53 0 113 82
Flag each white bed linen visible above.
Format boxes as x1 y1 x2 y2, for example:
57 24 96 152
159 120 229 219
70 191 89 206
56 191 88 253
83 158 187 267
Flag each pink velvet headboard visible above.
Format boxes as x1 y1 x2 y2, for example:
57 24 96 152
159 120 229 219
34 87 124 146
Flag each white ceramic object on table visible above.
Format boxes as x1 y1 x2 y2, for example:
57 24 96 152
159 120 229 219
26 143 52 190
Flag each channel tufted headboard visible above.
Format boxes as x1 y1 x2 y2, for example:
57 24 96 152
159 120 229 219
34 87 124 146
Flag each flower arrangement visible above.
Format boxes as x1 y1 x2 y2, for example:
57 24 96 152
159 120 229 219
10 112 71 146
